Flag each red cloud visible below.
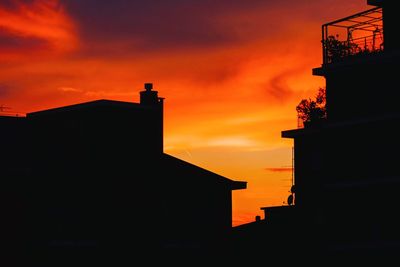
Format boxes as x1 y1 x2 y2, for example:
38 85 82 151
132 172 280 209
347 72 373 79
0 0 77 55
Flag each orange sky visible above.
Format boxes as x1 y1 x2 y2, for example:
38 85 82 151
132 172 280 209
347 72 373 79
0 0 369 226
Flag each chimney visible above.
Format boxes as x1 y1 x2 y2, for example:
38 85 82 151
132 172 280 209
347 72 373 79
140 83 163 105
139 83 164 153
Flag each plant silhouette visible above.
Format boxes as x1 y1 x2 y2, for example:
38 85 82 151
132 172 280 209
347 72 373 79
296 87 326 126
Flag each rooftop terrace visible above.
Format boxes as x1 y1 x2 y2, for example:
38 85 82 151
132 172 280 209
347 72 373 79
322 7 383 64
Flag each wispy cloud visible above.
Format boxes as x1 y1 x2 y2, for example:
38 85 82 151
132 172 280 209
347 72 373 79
265 167 292 172
208 136 257 148
266 69 298 101
58 87 81 93
0 0 77 55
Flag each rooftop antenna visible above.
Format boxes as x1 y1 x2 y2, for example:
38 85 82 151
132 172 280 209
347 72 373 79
0 105 12 115
288 146 295 206
291 146 294 187
0 105 23 117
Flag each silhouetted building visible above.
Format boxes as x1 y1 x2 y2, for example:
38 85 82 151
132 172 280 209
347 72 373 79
282 0 400 258
0 83 246 264
232 0 400 260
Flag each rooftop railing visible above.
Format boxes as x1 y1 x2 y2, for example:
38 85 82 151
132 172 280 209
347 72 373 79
322 7 383 64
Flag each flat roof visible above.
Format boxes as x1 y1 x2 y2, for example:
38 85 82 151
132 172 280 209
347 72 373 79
27 99 142 117
282 113 400 138
260 205 294 211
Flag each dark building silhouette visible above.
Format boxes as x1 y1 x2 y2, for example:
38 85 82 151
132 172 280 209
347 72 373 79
285 0 400 258
232 0 400 260
0 83 246 265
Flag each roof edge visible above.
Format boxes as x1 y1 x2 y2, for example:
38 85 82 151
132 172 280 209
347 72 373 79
367 0 382 7
27 99 142 117
163 153 247 190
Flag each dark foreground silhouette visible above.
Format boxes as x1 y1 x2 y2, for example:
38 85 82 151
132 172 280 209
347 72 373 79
0 83 246 266
233 0 400 262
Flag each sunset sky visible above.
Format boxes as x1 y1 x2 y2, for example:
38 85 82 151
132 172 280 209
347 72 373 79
1 0 369 226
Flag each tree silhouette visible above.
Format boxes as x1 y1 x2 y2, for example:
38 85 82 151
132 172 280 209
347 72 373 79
296 87 326 126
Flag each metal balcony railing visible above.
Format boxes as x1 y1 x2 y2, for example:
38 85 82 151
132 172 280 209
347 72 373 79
322 7 383 64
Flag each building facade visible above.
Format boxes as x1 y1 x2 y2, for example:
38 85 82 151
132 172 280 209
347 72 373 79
282 0 400 257
0 83 246 264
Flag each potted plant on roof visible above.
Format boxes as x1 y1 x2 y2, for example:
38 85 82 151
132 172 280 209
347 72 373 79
296 87 327 127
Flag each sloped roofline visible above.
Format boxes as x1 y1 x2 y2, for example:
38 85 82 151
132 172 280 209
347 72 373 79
163 153 247 190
